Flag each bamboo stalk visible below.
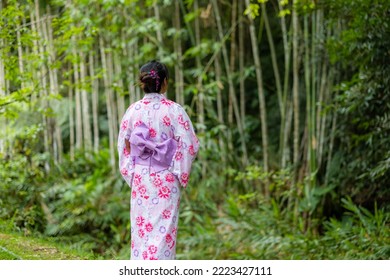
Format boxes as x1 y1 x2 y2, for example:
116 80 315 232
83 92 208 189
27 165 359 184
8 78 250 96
34 0 50 171
174 0 184 105
79 51 93 150
212 0 248 167
72 41 83 150
238 0 245 126
262 3 283 119
0 2 5 155
89 51 99 153
215 54 227 163
278 1 292 168
304 15 313 184
154 2 163 61
68 73 75 160
194 0 204 131
42 14 57 162
48 8 63 163
134 39 141 101
114 51 125 128
244 0 269 176
99 36 116 170
292 0 300 180
106 49 119 146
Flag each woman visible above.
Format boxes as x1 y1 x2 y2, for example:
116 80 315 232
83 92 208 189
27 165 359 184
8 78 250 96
117 60 199 260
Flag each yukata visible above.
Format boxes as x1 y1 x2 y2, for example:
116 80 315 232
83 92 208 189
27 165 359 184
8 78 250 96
118 93 199 260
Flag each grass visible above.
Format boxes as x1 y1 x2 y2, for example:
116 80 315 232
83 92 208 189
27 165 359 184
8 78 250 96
0 220 96 260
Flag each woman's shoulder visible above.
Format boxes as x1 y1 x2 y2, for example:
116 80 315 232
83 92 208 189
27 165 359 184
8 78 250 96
165 99 188 114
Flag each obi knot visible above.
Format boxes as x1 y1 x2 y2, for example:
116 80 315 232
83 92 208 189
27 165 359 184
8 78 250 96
130 122 177 173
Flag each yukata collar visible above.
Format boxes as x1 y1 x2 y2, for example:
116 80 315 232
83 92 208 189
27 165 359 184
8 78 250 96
143 92 167 101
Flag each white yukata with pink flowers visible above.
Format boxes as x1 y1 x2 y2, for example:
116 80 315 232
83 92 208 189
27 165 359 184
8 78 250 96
118 93 199 260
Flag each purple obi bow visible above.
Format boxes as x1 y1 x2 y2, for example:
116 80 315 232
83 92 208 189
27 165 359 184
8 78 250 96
130 123 178 172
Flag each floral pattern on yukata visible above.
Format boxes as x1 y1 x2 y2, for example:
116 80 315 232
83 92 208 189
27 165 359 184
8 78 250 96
117 93 199 260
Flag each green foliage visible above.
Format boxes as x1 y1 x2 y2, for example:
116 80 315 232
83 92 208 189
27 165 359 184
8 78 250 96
323 197 390 259
326 0 390 210
41 149 131 258
0 0 389 261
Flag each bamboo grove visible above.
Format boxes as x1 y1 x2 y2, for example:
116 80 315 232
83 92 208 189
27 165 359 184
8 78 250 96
0 0 389 258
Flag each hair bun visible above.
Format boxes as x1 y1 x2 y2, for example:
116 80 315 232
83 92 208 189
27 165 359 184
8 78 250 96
140 73 153 83
139 60 169 93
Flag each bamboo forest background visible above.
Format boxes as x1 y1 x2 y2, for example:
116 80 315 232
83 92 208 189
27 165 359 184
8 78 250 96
0 0 389 259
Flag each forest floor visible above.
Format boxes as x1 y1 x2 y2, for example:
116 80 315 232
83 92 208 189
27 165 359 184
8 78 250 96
0 231 95 260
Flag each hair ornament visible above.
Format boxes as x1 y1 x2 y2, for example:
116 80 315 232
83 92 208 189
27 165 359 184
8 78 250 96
149 69 160 91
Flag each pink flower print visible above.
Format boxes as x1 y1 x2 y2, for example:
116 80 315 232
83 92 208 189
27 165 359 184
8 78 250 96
148 245 158 254
149 256 158 260
181 173 189 185
162 209 171 219
184 121 190 130
142 251 148 260
131 241 134 249
145 222 153 232
163 115 171 126
153 177 163 187
121 168 128 176
189 145 196 156
123 147 130 157
165 234 173 243
172 227 177 236
143 100 151 105
175 151 183 161
131 191 136 199
178 114 184 124
138 229 145 238
134 120 142 127
133 174 142 186
149 127 157 138
162 99 173 106
121 120 128 131
138 185 146 195
165 173 175 183
158 186 171 199
136 216 145 227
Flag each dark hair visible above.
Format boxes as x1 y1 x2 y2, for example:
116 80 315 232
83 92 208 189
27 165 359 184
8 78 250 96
139 60 169 93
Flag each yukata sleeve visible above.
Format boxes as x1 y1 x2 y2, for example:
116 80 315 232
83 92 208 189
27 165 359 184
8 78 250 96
169 105 199 187
118 108 135 187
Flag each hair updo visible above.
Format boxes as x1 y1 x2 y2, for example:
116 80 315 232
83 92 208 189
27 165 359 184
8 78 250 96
139 60 169 93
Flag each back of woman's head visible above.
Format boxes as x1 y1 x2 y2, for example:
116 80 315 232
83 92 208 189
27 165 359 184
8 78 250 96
139 60 169 93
